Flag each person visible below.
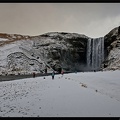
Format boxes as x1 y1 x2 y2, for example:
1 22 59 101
61 70 64 75
45 68 47 74
51 71 55 80
33 72 35 78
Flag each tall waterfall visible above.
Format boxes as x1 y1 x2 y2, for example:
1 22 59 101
87 37 104 71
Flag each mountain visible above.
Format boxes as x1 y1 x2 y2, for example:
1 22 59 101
102 26 120 71
0 26 120 75
0 32 89 75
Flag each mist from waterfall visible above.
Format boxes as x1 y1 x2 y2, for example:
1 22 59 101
87 37 104 71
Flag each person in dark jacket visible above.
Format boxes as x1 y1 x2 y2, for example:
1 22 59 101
52 71 55 80
45 66 47 74
33 72 35 78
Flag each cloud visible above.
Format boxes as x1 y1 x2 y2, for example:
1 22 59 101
0 3 120 37
0 3 58 35
84 15 120 38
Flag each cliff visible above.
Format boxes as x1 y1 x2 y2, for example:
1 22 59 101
102 26 120 70
0 32 89 75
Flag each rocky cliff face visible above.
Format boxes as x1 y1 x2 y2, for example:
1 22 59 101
0 26 120 75
41 32 88 72
102 26 120 70
0 32 89 75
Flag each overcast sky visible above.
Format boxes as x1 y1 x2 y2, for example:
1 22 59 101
0 3 120 38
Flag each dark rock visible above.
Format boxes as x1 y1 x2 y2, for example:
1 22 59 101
104 27 119 57
1 27 120 74
103 26 120 70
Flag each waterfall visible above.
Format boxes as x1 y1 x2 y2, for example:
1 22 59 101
87 37 104 71
87 38 91 67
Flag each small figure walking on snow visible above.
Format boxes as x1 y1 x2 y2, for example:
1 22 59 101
61 70 64 76
52 71 55 80
45 67 47 74
33 72 35 78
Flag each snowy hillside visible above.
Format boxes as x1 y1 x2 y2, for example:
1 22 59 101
0 71 120 117
0 32 89 75
103 47 120 70
103 26 120 71
0 26 120 75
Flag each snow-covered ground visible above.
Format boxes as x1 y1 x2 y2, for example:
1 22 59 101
0 71 120 117
0 38 9 41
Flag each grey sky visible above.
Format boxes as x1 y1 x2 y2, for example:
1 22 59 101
0 3 120 38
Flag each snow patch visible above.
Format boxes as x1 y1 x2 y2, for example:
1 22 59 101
0 71 120 117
